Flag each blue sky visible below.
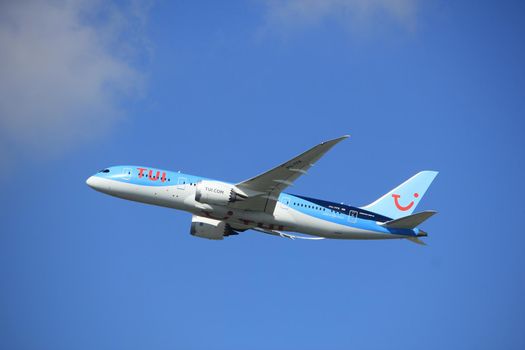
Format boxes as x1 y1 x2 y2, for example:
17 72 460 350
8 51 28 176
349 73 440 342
1 1 524 349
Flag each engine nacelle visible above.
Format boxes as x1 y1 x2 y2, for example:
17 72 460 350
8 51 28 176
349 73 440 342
194 180 244 205
190 215 236 240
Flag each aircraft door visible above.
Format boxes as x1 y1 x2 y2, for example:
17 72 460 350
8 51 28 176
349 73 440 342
281 197 291 210
177 177 187 190
122 167 132 180
348 210 358 224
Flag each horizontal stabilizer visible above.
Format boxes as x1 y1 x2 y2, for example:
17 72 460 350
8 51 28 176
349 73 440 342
406 237 427 245
381 210 437 229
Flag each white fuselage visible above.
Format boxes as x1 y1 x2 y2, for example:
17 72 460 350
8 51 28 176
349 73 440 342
87 175 406 240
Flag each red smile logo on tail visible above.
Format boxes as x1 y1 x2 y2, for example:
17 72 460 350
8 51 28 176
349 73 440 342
392 193 419 211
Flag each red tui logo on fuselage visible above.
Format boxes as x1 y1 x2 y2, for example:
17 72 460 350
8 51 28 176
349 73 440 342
137 168 167 182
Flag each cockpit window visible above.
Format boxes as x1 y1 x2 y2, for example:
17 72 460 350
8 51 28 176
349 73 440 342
98 169 110 173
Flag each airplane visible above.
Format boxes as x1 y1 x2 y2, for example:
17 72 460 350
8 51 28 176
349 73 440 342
86 136 438 244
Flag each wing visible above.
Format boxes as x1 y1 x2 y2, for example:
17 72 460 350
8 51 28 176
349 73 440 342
230 135 349 214
252 227 325 240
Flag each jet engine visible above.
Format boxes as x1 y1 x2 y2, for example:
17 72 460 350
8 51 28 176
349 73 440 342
190 215 237 240
194 180 245 205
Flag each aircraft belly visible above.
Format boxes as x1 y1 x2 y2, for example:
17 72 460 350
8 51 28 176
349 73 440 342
96 178 189 210
281 207 400 240
96 179 403 240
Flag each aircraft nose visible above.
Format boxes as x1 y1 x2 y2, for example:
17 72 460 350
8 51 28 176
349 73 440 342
86 176 99 190
86 176 97 189
86 175 111 193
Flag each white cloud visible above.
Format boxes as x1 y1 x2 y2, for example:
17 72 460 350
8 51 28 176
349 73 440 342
0 0 150 159
261 0 419 34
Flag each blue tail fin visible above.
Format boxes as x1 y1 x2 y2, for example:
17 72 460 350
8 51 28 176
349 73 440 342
361 171 438 220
